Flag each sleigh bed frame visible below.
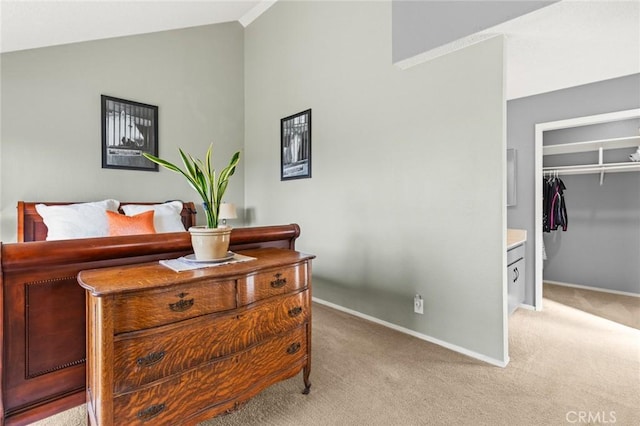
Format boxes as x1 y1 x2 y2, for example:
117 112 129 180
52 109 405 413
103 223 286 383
0 201 301 425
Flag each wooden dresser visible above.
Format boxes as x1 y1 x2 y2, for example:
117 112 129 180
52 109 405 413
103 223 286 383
77 248 314 426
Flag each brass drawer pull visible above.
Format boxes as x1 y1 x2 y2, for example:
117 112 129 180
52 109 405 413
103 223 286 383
270 273 287 288
286 342 301 355
169 298 194 312
288 306 303 317
137 351 165 368
137 403 165 421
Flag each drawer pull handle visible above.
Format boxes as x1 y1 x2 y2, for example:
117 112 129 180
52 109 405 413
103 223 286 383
271 273 287 288
137 403 165 421
288 306 303 317
513 267 519 283
137 351 165 368
169 298 194 312
287 342 301 355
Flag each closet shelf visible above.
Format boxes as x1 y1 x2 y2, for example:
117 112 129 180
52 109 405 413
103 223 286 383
542 162 640 175
543 134 640 184
543 135 640 156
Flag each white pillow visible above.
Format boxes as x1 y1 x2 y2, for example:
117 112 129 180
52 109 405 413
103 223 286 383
121 201 186 233
35 199 120 240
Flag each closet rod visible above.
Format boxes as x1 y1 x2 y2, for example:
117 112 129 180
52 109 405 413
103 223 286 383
544 162 640 185
542 163 640 175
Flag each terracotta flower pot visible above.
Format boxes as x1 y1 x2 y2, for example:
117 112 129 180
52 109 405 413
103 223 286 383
188 226 232 261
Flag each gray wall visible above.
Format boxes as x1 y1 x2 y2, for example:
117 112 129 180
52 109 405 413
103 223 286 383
1 23 245 242
245 1 508 363
507 74 640 303
542 119 640 294
392 0 556 63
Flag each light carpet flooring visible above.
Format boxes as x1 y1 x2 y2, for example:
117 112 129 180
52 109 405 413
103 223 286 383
543 282 639 329
32 285 639 425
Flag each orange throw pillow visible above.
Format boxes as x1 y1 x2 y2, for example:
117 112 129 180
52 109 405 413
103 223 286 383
107 210 156 236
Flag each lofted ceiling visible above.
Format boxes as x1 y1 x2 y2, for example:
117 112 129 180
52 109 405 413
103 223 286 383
394 0 640 99
497 0 639 99
1 0 638 100
0 0 271 53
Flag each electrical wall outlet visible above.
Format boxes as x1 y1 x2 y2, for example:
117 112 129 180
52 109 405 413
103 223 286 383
414 294 424 314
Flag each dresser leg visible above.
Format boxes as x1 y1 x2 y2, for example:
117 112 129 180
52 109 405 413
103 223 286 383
302 367 311 395
302 383 311 395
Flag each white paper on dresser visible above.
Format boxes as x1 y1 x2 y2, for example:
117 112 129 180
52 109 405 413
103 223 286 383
159 253 256 272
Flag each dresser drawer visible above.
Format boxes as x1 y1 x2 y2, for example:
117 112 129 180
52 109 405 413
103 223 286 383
113 325 308 425
238 263 308 305
113 280 236 334
113 290 310 394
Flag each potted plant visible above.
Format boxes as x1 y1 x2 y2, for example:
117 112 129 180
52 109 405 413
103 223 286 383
143 144 240 261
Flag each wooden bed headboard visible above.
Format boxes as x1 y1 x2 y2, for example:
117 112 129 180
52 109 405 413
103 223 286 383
17 201 197 242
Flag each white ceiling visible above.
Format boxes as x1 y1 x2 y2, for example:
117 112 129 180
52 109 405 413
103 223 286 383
1 0 639 99
0 1 270 53
497 0 640 99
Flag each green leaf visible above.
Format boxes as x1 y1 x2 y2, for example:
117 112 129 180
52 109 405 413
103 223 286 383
143 147 240 228
142 153 182 173
178 149 197 180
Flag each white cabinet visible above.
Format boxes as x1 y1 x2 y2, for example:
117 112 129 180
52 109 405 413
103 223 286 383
507 243 525 315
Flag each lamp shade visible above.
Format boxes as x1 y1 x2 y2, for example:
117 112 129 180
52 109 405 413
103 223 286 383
218 203 237 220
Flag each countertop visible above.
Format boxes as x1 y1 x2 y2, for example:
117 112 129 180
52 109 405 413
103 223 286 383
507 228 527 250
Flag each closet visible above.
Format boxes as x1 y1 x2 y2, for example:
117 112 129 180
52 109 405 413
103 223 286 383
543 135 640 185
534 108 640 308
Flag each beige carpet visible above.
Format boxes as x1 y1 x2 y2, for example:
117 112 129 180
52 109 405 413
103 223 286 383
543 282 640 330
32 288 640 426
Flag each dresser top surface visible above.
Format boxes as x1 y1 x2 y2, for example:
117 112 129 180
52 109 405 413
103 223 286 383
77 248 315 296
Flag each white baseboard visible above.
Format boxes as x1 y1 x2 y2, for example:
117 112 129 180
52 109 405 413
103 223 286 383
544 280 640 298
312 297 509 368
517 303 536 311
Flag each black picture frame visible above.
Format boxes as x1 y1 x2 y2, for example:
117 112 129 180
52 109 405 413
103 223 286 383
281 109 312 180
101 95 159 171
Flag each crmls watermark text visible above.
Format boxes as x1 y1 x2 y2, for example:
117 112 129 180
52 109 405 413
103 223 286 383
566 411 617 424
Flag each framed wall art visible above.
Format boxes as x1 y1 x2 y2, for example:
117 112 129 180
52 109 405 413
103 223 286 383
281 109 311 180
101 95 159 171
